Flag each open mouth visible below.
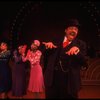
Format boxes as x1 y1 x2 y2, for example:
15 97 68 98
69 32 76 36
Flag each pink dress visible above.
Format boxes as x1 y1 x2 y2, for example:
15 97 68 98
22 50 44 92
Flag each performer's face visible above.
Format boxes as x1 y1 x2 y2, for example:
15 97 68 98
65 26 78 41
31 43 38 51
18 45 27 54
22 45 27 53
0 42 7 51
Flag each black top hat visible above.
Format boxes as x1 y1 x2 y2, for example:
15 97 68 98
65 19 80 28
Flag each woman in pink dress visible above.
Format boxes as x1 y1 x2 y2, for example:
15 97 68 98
22 40 45 99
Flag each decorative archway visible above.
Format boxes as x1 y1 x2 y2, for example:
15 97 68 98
9 1 100 85
10 1 100 49
9 1 42 49
81 58 100 85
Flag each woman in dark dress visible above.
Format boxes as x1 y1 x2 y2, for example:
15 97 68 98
12 44 27 98
0 42 12 99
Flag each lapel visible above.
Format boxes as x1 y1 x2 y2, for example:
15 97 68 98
58 38 78 52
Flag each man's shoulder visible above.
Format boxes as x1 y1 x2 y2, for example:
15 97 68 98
73 38 87 48
75 38 86 44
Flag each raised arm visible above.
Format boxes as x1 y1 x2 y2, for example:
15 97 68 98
42 42 57 49
21 49 30 62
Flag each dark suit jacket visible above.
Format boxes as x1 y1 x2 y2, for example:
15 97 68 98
42 37 87 92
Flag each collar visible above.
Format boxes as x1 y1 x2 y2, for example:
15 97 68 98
63 36 71 44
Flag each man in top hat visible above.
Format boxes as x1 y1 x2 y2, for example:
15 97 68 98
42 19 88 99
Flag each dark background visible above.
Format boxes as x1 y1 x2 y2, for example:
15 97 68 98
0 1 100 52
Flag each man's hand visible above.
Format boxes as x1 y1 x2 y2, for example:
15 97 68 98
42 42 57 49
66 46 80 55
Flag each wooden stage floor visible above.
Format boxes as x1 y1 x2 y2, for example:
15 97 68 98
0 85 100 99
